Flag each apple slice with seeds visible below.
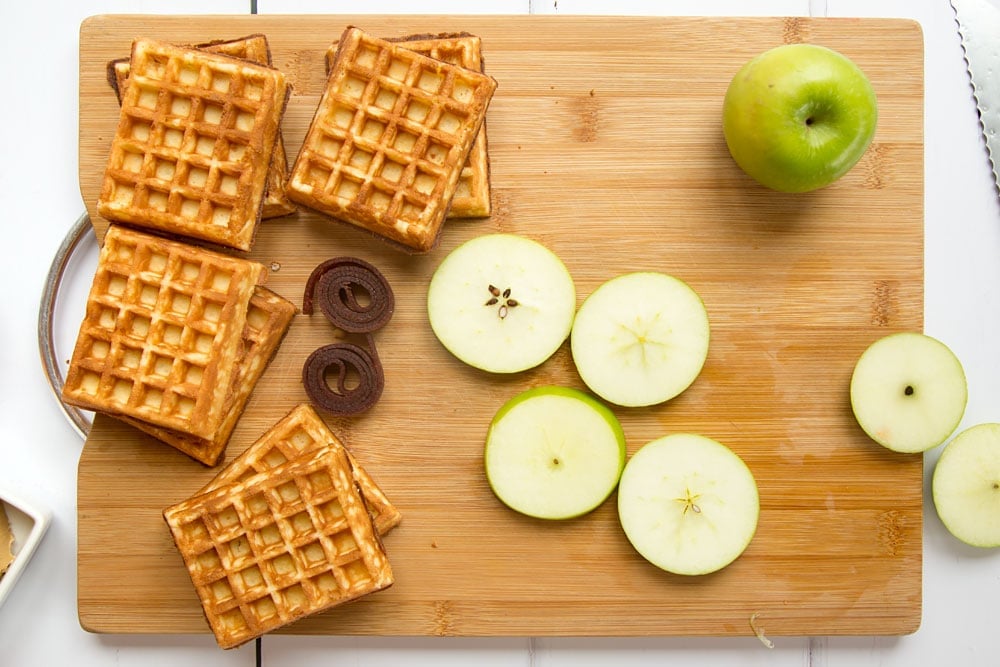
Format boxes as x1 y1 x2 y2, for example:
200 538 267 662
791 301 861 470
932 423 1000 548
617 433 759 575
484 386 626 520
570 272 710 407
427 234 576 374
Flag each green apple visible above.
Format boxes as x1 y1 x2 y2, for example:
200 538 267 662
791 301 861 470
570 272 709 407
932 423 1000 548
484 386 626 520
722 43 878 193
427 234 576 374
849 332 967 453
617 433 759 575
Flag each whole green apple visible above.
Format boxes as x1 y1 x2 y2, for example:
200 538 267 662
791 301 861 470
722 43 878 193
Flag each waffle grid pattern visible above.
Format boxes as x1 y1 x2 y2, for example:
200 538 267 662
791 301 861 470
106 35 295 220
98 38 287 250
324 32 491 219
62 226 262 439
124 286 296 465
289 27 496 251
203 404 401 533
164 446 393 649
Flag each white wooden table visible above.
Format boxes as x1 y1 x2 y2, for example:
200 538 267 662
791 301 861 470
1 1 997 665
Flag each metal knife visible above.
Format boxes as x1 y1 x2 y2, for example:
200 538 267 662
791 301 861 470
952 0 1000 196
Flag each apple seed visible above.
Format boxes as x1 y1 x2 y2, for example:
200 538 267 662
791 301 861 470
484 284 520 319
677 488 702 515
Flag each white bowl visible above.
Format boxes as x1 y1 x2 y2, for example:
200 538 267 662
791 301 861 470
0 489 51 608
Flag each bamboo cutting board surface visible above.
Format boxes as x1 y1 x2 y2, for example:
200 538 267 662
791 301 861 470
76 14 925 638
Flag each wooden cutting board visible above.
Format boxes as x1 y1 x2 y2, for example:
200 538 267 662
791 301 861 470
76 14 925 638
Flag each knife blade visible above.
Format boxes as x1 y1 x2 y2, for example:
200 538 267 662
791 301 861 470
952 0 1000 196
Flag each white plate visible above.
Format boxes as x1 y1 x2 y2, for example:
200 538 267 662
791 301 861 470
0 489 51 608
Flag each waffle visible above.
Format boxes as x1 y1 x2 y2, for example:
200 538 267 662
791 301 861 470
122 286 296 466
106 35 295 221
288 26 497 252
62 225 263 440
202 404 401 534
163 445 394 649
324 32 491 219
97 37 288 251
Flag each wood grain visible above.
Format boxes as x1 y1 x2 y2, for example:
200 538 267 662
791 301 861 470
76 14 925 637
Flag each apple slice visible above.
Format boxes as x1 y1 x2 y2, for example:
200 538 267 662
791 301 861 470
427 234 576 374
932 423 1000 548
484 386 626 520
617 433 759 575
570 272 709 407
849 332 967 453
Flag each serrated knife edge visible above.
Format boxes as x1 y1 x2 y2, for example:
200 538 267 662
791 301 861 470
951 0 1000 197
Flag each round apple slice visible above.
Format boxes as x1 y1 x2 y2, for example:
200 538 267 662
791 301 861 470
484 386 626 520
849 332 967 453
427 234 576 374
932 423 1000 548
570 272 710 407
617 433 759 575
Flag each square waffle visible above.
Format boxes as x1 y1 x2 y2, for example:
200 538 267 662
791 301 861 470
288 26 497 252
163 445 394 649
62 225 263 440
202 404 401 534
122 286 297 466
324 32 491 219
106 34 296 221
98 37 288 251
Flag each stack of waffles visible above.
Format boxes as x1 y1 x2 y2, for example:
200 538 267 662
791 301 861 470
61 225 295 465
98 37 289 251
289 27 498 252
105 34 295 222
324 32 492 220
164 404 399 649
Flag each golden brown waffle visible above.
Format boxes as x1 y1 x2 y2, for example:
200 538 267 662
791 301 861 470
288 26 497 252
62 225 263 440
324 32 491 219
98 37 288 251
163 445 394 649
106 35 295 221
202 404 401 533
123 286 296 466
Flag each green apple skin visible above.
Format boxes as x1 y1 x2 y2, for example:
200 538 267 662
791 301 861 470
617 433 759 576
932 423 1000 548
849 332 967 454
722 43 878 193
484 386 627 520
